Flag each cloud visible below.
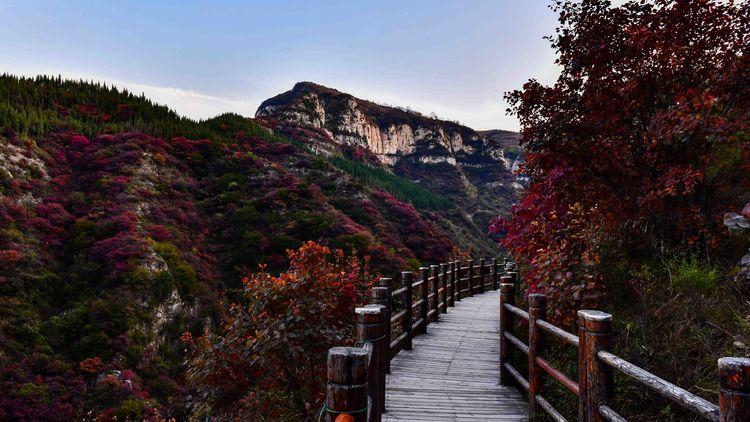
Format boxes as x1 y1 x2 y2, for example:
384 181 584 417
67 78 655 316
112 80 260 121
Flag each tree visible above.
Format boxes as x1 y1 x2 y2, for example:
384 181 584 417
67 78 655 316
186 241 375 420
496 0 750 321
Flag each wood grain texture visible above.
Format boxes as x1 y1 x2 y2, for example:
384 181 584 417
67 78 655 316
384 290 527 421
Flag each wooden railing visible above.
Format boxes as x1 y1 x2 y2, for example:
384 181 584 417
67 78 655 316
499 280 750 422
320 257 508 421
322 259 750 421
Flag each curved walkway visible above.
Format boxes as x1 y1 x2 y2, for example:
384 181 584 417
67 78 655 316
384 290 527 421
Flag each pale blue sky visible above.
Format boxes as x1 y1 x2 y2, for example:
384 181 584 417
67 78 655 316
0 1 561 130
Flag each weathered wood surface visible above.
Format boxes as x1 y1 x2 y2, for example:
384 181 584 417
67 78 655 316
384 290 527 421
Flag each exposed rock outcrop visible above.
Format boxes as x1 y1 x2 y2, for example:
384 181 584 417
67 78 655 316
257 82 523 254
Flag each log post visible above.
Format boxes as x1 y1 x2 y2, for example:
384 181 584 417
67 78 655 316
356 304 387 419
439 263 448 314
499 282 516 386
719 357 750 422
467 259 474 297
455 261 462 302
430 265 439 322
479 258 486 293
492 258 499 290
418 267 429 333
326 347 369 422
402 271 413 350
578 310 613 422
507 270 519 292
371 281 391 374
528 294 547 421
448 261 456 307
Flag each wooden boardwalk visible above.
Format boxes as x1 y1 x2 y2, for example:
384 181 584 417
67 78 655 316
384 290 527 421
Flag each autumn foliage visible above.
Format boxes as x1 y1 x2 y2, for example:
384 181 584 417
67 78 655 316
186 241 375 420
496 0 750 320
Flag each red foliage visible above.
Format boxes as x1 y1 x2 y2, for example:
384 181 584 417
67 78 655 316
0 249 22 268
187 241 375 420
79 357 104 374
498 0 750 320
144 225 171 241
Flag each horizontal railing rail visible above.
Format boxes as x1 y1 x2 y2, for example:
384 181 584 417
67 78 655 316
499 280 750 422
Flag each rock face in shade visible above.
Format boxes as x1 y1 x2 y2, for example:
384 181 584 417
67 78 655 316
257 82 522 251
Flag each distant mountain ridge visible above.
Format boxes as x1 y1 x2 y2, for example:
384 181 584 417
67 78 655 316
257 81 522 254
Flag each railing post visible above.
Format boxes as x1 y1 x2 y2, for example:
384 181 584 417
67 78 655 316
479 258 486 293
467 259 474 297
326 347 369 422
719 357 750 422
492 258 499 290
439 263 448 314
499 281 516 386
455 261 462 302
418 267 429 333
507 270 518 291
371 281 391 374
430 265 439 322
528 294 547 421
401 271 413 350
578 310 613 422
356 304 387 420
445 262 456 306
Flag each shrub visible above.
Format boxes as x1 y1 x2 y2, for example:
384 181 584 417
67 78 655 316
187 241 375 420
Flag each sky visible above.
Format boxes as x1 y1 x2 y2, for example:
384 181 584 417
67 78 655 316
0 0 562 131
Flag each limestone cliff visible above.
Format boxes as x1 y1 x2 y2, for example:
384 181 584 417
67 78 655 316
257 82 522 254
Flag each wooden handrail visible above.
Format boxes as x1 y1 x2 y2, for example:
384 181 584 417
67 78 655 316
321 257 750 421
499 280 750 422
324 257 504 421
597 350 719 420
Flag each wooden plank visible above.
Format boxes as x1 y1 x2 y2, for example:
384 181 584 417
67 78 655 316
385 290 527 421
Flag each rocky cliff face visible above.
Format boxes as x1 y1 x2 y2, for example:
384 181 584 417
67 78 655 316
257 82 521 254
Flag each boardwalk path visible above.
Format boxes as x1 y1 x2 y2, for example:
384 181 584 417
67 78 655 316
384 290 528 421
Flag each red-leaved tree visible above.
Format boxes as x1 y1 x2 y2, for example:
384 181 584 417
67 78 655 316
186 241 374 420
495 0 750 322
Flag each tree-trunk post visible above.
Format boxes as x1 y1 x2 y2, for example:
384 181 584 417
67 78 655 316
371 281 391 374
578 310 613 422
492 258 499 290
356 304 387 419
719 357 750 422
445 262 455 306
478 258 486 293
499 281 515 386
467 259 474 297
528 294 547 421
455 261 462 302
418 267 429 333
402 271 414 350
326 347 369 422
439 263 448 314
430 265 439 322
507 271 519 293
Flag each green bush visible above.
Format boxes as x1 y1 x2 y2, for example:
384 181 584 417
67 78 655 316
669 257 719 291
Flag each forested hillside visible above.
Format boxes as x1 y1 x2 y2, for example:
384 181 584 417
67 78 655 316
0 75 473 419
